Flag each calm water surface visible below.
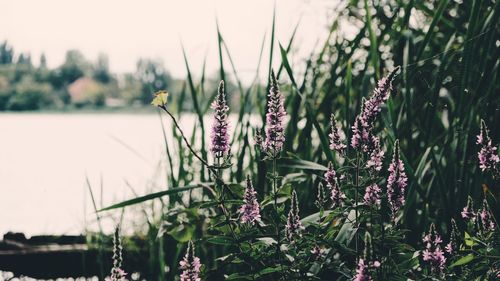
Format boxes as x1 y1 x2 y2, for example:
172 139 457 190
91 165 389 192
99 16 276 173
0 113 211 236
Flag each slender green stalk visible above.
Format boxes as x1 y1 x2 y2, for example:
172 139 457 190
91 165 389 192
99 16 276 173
273 153 279 250
355 151 360 262
158 110 177 188
86 177 105 279
159 105 211 170
272 151 287 281
215 156 259 273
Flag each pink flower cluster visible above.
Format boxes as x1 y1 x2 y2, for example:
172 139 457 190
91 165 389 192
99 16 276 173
461 197 496 235
366 136 384 172
363 183 381 208
445 219 460 255
239 175 261 225
422 224 446 273
351 67 400 151
461 196 475 221
354 233 380 281
286 190 304 241
329 113 346 155
478 199 496 234
324 162 345 208
387 140 407 220
210 81 230 159
106 227 127 281
262 71 286 157
180 241 202 281
354 259 381 281
315 183 327 209
105 269 127 281
310 245 327 260
476 120 499 173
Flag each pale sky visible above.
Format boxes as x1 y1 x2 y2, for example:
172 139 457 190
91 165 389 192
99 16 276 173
1 0 335 80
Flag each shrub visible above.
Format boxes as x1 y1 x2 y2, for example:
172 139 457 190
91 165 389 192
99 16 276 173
7 77 53 111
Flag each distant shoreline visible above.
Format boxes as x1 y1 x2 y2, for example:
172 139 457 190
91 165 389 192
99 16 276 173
0 107 163 115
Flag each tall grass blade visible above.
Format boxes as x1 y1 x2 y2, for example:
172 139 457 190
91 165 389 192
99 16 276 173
98 184 206 212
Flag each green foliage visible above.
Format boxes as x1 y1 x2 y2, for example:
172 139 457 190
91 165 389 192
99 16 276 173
58 50 90 84
7 77 53 110
95 0 500 280
0 41 14 64
93 53 112 84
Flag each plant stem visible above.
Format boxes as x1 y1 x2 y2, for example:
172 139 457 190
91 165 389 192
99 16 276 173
274 154 279 245
380 205 386 278
216 158 237 243
160 106 257 271
160 106 212 170
272 149 287 281
160 104 271 277
215 156 258 271
355 151 360 262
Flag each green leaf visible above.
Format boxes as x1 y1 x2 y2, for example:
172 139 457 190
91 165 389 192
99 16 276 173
301 211 332 227
261 195 289 208
256 237 277 246
363 0 379 77
464 232 476 247
308 262 322 275
278 43 297 86
216 254 234 262
98 184 205 212
206 236 233 245
451 254 474 267
335 209 357 245
415 0 451 62
257 266 282 276
279 43 334 163
279 158 328 171
225 273 254 280
199 200 244 209
198 201 219 209
167 224 194 243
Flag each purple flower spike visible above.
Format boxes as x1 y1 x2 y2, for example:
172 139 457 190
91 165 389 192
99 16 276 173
354 233 380 281
351 113 364 149
477 120 499 174
422 224 446 274
239 175 261 225
366 135 384 171
387 140 408 220
461 196 475 221
315 183 327 210
445 219 460 255
180 241 201 281
478 199 496 235
105 227 127 281
263 71 286 157
329 113 346 155
324 162 345 208
354 259 370 281
351 67 400 151
286 190 303 241
254 128 264 148
210 80 230 160
363 183 382 208
354 259 381 281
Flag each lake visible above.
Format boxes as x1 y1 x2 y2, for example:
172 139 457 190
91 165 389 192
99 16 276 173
0 112 223 236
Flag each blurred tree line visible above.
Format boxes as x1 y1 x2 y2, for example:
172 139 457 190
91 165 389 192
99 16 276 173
0 41 184 111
